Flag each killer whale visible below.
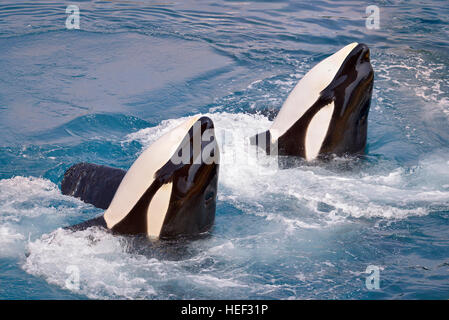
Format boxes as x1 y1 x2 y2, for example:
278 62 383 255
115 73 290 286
61 116 219 240
251 42 374 163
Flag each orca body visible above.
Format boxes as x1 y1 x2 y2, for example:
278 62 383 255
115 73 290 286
62 116 219 240
251 43 374 163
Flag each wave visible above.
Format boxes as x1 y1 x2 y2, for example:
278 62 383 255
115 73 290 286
4 113 447 299
125 112 449 226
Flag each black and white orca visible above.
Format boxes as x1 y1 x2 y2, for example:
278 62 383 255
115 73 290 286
61 116 219 240
251 42 374 162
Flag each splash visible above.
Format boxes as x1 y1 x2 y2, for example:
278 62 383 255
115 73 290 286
126 112 449 225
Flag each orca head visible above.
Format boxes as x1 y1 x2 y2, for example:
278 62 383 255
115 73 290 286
267 42 374 162
103 116 219 240
317 43 374 158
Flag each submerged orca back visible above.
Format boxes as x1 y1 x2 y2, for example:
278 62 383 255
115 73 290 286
61 163 126 209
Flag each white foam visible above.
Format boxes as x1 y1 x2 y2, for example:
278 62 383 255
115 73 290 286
23 228 157 299
0 176 91 219
0 225 25 256
372 52 449 117
124 112 449 226
187 274 248 288
16 112 449 299
122 117 187 151
0 176 95 257
23 227 260 299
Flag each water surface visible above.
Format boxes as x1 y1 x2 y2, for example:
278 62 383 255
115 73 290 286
0 0 448 299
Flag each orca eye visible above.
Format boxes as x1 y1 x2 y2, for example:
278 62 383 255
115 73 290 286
205 191 214 205
362 51 370 62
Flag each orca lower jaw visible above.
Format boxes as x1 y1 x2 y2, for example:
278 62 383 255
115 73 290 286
158 222 215 241
158 163 219 240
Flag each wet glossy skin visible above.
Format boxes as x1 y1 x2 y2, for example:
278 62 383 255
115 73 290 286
112 116 219 238
61 163 127 210
66 117 219 239
160 117 219 238
276 43 374 160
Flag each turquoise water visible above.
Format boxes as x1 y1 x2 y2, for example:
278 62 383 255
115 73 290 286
0 0 448 299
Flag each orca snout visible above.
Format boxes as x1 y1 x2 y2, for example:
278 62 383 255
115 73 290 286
195 116 219 165
356 43 371 64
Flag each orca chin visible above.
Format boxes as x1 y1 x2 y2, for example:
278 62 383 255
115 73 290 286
61 116 220 240
251 42 374 165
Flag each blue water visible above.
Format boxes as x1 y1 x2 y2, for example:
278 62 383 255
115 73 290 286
0 0 448 299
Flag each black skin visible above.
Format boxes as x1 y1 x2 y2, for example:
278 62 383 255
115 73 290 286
61 163 126 210
251 43 374 163
64 117 219 240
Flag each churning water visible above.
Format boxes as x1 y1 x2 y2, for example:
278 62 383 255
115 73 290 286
0 0 448 299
